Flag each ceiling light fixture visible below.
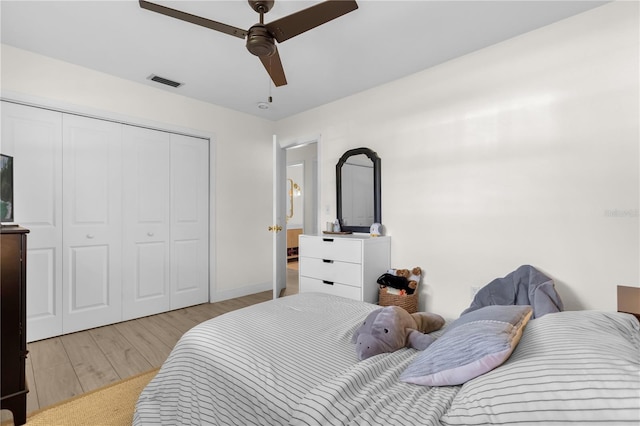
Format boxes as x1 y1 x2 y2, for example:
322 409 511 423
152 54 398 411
257 75 274 110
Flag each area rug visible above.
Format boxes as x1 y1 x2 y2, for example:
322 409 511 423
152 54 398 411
25 368 158 426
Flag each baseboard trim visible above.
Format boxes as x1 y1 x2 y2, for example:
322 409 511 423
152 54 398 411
211 282 272 303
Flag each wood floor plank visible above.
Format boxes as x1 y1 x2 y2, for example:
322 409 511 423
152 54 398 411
33 362 83 408
181 293 270 327
89 326 152 378
25 356 39 413
182 303 220 324
60 331 121 392
246 291 272 304
135 315 185 349
192 301 236 319
222 297 253 311
113 320 173 368
196 302 234 319
28 337 68 371
157 308 201 334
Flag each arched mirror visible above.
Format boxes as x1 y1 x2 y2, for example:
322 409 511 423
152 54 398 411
336 147 381 233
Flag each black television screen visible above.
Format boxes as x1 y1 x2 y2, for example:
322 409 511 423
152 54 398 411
1 154 14 223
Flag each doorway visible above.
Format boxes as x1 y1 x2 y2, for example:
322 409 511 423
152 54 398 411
283 142 318 296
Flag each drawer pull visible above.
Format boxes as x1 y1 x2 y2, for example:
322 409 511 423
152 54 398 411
322 280 334 286
322 259 334 264
323 238 334 242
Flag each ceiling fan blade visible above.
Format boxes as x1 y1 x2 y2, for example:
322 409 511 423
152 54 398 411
266 0 358 43
139 0 247 39
259 48 287 87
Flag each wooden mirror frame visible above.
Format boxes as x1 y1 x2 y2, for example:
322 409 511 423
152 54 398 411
336 147 381 233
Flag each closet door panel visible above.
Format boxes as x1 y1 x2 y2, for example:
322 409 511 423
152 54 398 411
122 126 171 320
26 248 57 322
62 114 122 334
135 242 167 297
69 245 109 309
1 102 63 342
170 134 209 309
174 240 199 293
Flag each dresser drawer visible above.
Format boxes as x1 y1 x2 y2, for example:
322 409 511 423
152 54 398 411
299 276 361 300
299 236 362 263
299 257 362 287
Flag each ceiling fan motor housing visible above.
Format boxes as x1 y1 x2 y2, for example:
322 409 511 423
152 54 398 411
246 24 276 57
248 0 274 14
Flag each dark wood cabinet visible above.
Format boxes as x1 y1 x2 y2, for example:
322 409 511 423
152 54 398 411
1 226 29 426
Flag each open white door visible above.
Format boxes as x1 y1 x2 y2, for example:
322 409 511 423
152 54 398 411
272 136 287 298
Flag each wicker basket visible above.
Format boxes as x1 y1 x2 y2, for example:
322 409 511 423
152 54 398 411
378 285 419 313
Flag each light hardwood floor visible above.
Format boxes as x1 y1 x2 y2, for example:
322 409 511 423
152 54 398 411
1 265 300 424
23 291 272 415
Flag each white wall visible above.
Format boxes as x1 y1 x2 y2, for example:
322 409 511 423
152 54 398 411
0 44 276 300
276 2 639 318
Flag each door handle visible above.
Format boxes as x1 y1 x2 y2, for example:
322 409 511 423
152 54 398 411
86 234 95 239
322 259 333 264
322 280 334 285
268 225 283 232
147 232 155 237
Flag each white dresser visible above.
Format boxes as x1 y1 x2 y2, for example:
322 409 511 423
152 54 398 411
298 234 390 304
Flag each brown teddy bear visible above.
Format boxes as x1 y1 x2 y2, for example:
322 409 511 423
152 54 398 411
392 267 422 294
377 267 422 295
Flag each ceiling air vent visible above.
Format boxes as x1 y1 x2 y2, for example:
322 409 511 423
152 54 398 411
147 74 183 88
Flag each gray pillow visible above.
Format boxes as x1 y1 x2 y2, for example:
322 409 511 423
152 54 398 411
400 305 532 386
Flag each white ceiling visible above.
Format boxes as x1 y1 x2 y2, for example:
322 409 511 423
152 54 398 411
1 0 607 121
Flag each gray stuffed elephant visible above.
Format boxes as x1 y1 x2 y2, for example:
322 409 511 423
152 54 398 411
352 306 445 361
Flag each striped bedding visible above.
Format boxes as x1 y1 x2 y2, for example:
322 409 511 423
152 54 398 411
134 293 640 425
441 310 640 425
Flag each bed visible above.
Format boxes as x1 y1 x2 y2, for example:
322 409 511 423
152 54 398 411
134 292 640 425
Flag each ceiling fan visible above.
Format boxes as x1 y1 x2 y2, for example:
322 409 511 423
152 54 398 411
139 0 359 87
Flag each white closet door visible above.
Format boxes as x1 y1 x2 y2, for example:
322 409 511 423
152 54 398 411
62 114 122 333
122 125 171 320
1 102 63 342
170 134 209 309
